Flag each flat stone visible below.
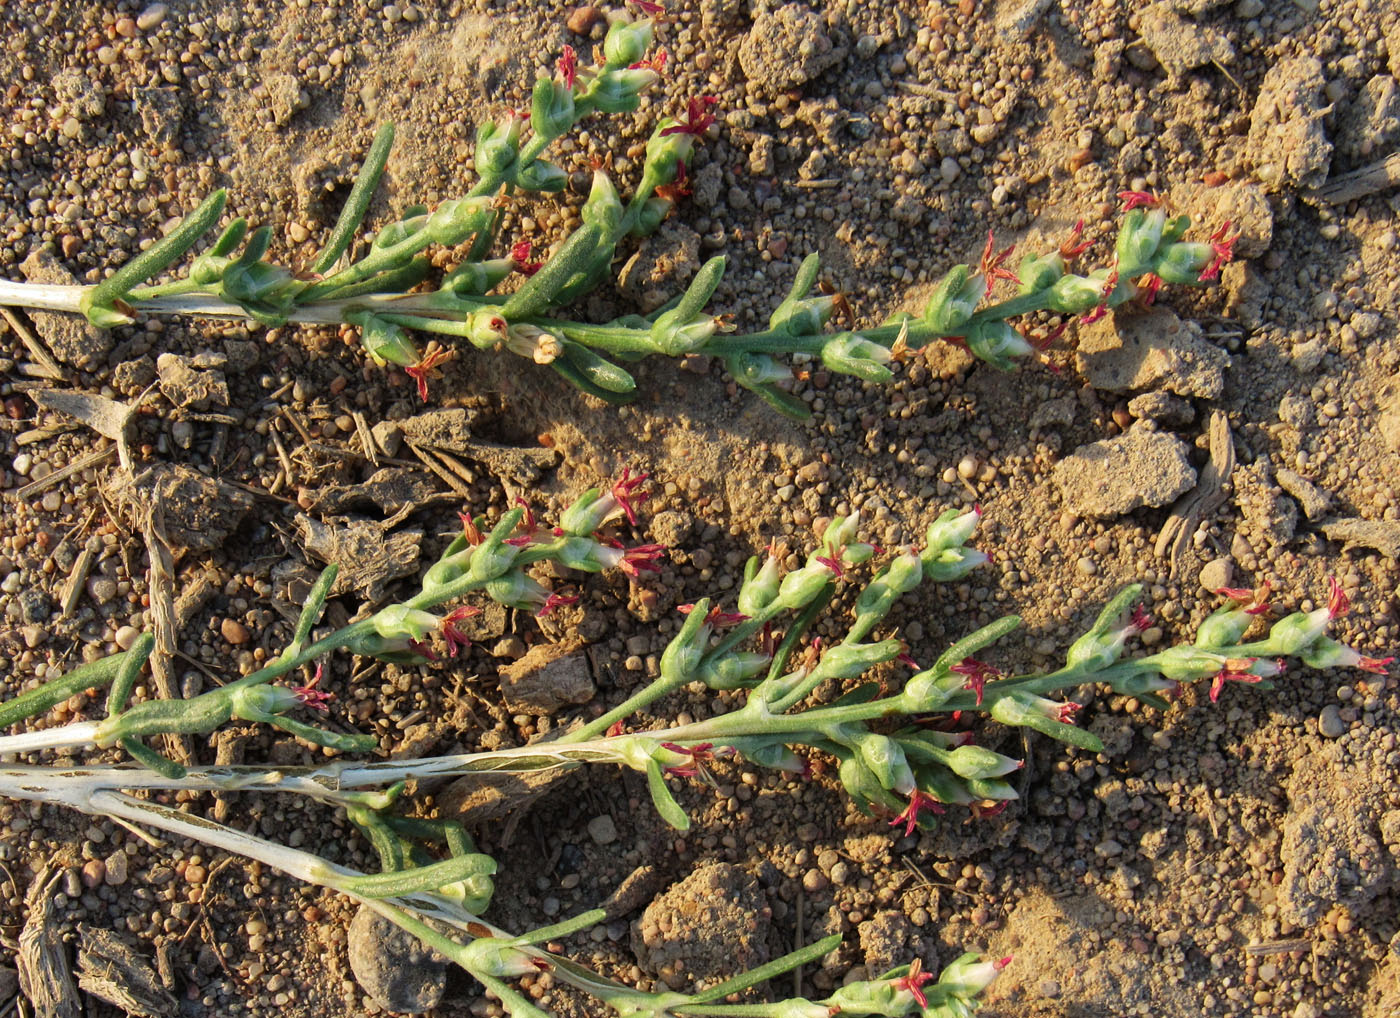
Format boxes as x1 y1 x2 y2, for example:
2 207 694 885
498 641 596 715
1076 305 1229 399
1051 428 1197 518
1320 518 1400 559
1128 391 1195 426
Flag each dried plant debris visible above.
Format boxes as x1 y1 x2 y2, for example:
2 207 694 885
75 924 177 1018
296 514 423 600
102 464 254 557
18 866 80 1018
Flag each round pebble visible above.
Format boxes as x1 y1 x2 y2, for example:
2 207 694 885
136 3 168 30
1318 705 1346 739
220 618 251 645
1198 557 1233 592
115 625 142 650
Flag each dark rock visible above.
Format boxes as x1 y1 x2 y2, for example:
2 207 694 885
347 905 448 1014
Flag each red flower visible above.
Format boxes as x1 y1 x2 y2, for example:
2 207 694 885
814 542 846 579
606 720 626 737
1059 218 1093 259
1327 576 1349 619
511 240 543 277
678 603 750 627
1208 657 1262 703
660 742 714 779
405 343 454 402
1118 190 1160 211
537 592 580 618
1217 581 1272 615
1198 221 1238 282
969 799 1011 820
458 511 485 546
979 229 1020 295
630 48 668 73
892 958 935 1008
611 466 650 526
1138 273 1163 305
441 605 482 657
620 542 666 577
291 667 334 713
557 45 578 89
628 0 665 15
1357 654 1396 674
950 658 1000 705
660 96 718 137
1130 605 1153 633
889 789 945 837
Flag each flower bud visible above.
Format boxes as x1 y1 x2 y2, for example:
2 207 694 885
923 264 983 332
443 258 514 295
515 158 569 192
737 553 783 616
581 171 623 231
1016 250 1065 294
660 598 712 682
483 571 551 612
728 351 792 387
357 315 421 368
530 78 576 140
771 295 838 336
856 734 915 793
1194 605 1255 649
460 940 545 979
1115 206 1168 268
943 745 1021 780
1045 271 1110 314
822 639 902 680
838 753 891 809
698 652 770 689
900 669 961 713
602 18 654 68
475 117 522 176
923 546 988 582
938 953 1011 997
1263 608 1331 656
632 196 673 235
463 311 510 350
820 334 894 383
423 197 493 247
558 489 614 536
924 507 979 553
1153 241 1214 284
965 320 1033 371
592 67 658 113
776 564 833 611
855 550 923 616
651 310 718 356
370 603 442 642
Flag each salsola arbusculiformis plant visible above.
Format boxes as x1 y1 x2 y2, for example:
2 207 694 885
0 9 1236 416
0 476 1387 1018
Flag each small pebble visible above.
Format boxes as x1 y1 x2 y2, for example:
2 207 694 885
1199 557 1233 592
221 619 251 645
115 625 142 650
566 5 601 34
587 815 618 846
105 850 129 886
81 859 106 888
1318 705 1346 739
136 3 168 30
